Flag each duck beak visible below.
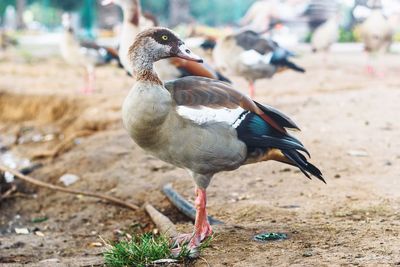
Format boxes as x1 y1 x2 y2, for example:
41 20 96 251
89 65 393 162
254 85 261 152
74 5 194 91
175 43 203 63
101 0 113 6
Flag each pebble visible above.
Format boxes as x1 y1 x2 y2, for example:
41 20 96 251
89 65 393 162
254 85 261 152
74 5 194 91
34 231 45 237
59 174 80 186
347 150 369 157
15 228 29 235
39 258 60 263
89 242 103 247
302 251 313 257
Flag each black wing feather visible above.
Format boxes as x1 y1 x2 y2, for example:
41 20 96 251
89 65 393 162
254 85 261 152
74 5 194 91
254 101 300 130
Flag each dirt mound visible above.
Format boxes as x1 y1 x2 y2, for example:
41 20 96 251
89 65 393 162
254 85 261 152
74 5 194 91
0 92 120 134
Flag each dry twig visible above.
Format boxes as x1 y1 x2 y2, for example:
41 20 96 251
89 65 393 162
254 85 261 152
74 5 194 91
144 203 178 238
0 183 17 200
0 164 139 211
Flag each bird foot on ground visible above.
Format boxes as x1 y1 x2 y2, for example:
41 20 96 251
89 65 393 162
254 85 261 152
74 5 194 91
171 233 194 246
171 244 200 258
366 65 375 75
170 228 212 258
365 66 385 78
171 233 199 258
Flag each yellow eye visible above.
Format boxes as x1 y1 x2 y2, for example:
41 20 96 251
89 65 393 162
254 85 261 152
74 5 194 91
161 35 168 41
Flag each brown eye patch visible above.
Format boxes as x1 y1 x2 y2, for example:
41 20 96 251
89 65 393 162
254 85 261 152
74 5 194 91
152 29 180 46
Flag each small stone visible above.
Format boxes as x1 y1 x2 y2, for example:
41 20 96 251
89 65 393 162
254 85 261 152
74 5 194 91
35 231 45 237
334 174 341 178
347 150 369 157
59 174 80 186
238 194 250 201
15 228 29 235
302 251 313 257
39 258 60 263
89 242 103 247
385 161 392 166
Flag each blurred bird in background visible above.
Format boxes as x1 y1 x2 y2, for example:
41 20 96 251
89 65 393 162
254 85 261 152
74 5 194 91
60 13 120 94
360 0 393 77
102 0 231 83
311 15 340 53
213 30 305 98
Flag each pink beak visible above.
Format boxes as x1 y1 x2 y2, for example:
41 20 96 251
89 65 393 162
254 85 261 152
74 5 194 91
175 43 203 63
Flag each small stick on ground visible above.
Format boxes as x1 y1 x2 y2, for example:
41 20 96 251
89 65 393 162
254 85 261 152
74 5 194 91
0 183 17 200
162 183 223 225
144 203 178 238
0 164 139 211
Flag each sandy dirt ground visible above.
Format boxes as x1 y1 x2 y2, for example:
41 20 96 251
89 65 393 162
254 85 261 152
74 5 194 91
0 49 400 267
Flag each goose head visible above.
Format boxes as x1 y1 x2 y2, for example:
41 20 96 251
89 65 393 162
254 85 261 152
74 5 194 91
128 27 203 74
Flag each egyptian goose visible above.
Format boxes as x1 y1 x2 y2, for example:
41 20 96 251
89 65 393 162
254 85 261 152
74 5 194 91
123 27 324 254
213 30 305 98
60 14 120 94
311 16 339 53
360 0 393 75
102 0 230 83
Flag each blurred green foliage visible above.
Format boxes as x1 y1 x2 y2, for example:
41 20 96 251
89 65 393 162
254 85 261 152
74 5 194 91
29 2 61 27
305 27 358 43
1 0 257 26
52 0 83 11
338 27 356 43
190 0 255 25
140 0 256 26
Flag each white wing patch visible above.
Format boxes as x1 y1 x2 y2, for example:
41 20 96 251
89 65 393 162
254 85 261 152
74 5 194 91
177 106 245 126
239 49 273 66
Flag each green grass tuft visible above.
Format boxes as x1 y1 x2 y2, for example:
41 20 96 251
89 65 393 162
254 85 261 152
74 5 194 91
103 233 212 267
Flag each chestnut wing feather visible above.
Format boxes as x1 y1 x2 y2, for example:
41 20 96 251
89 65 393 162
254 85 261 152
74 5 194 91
164 76 298 133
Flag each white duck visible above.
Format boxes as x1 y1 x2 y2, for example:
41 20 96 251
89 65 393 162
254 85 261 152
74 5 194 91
123 27 324 254
102 0 231 83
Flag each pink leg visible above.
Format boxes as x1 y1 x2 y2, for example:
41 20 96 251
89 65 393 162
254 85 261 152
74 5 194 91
249 81 255 98
81 70 89 94
81 66 95 94
366 64 375 75
171 188 212 256
189 188 212 248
